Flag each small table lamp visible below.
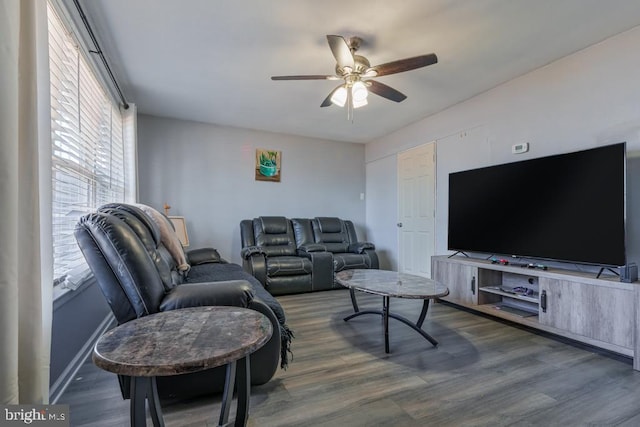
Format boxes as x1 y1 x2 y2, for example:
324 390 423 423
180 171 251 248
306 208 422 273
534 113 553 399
168 216 189 247
164 203 189 247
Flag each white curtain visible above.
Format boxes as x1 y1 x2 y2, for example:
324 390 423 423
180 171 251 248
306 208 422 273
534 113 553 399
0 0 53 404
123 104 139 202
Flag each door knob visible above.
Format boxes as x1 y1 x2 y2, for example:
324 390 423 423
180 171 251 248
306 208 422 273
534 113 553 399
397 223 403 227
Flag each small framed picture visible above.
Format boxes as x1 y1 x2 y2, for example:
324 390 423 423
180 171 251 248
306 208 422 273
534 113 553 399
255 149 281 182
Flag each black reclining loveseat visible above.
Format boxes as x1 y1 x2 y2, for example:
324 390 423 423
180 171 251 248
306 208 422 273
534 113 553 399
75 203 293 400
240 216 379 295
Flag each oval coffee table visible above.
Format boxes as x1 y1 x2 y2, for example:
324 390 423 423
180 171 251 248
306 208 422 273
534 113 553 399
336 269 449 353
93 306 272 427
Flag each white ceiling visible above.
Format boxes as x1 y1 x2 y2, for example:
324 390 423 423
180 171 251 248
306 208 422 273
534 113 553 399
80 0 640 144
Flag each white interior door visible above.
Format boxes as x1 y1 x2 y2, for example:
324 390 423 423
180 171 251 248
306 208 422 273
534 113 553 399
397 142 436 277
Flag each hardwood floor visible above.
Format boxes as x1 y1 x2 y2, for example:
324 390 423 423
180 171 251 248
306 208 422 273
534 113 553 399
59 289 640 426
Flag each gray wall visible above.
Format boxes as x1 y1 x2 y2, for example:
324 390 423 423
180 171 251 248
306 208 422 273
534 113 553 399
50 280 111 401
137 115 367 264
366 26 640 272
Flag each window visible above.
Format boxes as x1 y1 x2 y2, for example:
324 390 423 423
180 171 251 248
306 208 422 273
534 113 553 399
47 3 135 289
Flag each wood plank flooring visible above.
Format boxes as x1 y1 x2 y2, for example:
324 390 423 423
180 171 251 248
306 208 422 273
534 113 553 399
59 288 640 426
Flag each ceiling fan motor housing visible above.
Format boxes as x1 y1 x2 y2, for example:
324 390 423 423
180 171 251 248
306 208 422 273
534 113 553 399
336 55 371 78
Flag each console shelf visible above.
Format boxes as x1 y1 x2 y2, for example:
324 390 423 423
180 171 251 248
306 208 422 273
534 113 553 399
432 255 639 370
480 286 538 304
479 303 538 318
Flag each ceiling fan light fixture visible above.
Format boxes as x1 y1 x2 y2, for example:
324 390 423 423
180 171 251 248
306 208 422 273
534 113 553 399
352 81 368 102
352 97 368 109
331 86 348 107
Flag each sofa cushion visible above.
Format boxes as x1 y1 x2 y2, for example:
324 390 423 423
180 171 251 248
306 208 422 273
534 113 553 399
99 206 176 291
266 256 313 277
267 275 313 296
318 217 343 233
260 216 288 234
291 218 315 247
254 216 297 257
99 203 162 247
312 217 350 253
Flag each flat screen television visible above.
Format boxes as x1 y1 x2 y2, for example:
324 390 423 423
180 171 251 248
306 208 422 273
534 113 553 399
447 142 626 267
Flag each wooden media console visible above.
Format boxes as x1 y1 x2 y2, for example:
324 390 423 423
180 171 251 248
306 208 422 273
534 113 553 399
432 255 640 370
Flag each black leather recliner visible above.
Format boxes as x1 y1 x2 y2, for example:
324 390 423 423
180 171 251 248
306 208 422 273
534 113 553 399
310 217 379 272
75 203 289 400
241 216 378 296
240 217 315 295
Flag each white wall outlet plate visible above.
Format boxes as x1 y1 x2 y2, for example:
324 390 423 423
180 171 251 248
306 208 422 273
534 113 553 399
512 142 529 154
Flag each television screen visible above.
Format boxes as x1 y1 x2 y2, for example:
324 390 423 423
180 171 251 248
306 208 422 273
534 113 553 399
447 142 626 267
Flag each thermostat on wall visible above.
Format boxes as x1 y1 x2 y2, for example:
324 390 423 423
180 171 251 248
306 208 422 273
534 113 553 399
512 142 529 154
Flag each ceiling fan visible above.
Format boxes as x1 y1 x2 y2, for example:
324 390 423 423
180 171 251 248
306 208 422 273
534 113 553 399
271 35 438 119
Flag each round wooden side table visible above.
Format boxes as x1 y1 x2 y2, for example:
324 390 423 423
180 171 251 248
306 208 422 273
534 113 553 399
93 306 273 427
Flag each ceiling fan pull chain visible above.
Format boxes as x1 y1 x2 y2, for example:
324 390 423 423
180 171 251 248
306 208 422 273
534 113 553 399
347 86 354 121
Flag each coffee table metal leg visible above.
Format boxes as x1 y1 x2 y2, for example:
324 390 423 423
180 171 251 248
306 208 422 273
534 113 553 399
219 361 236 426
234 356 251 427
389 312 439 347
344 297 439 351
349 287 360 313
416 299 430 328
383 296 390 353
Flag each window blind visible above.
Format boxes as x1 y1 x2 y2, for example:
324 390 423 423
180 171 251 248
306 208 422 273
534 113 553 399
48 3 130 286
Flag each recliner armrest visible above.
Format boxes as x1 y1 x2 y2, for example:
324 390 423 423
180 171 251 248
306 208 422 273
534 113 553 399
348 242 375 254
159 280 254 311
241 245 266 259
186 247 226 265
297 243 327 254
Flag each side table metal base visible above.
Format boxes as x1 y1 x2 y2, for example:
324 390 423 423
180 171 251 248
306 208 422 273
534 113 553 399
218 357 250 427
129 357 251 427
130 377 164 427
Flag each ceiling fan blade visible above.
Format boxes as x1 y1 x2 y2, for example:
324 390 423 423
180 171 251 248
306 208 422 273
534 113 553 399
320 85 344 107
271 75 340 81
367 80 407 102
326 35 354 69
369 53 438 77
